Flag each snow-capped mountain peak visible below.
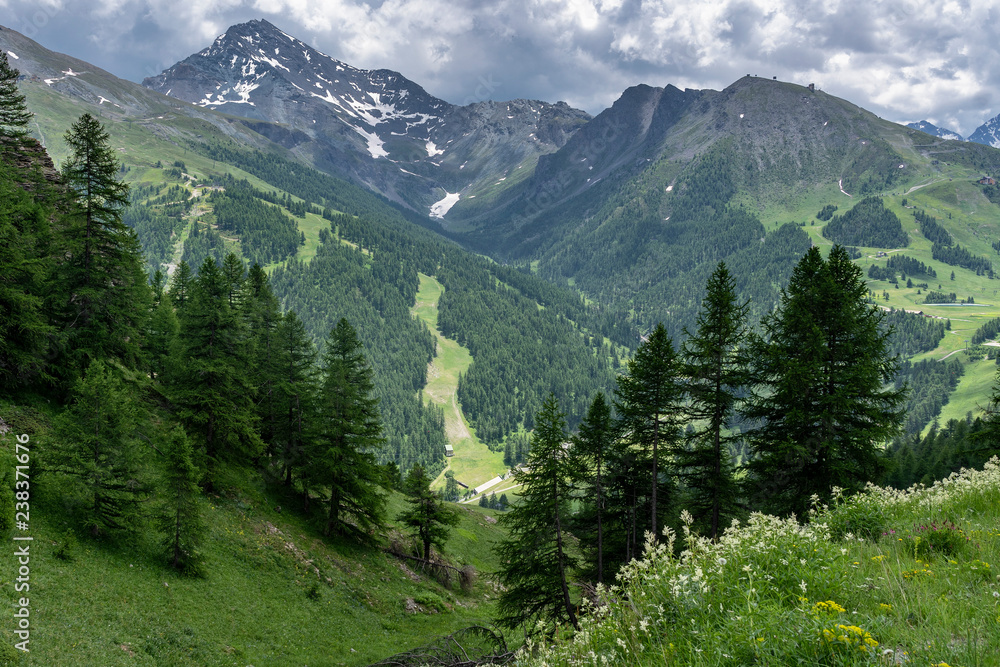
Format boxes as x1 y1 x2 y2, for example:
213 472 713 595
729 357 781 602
143 19 589 216
906 120 963 142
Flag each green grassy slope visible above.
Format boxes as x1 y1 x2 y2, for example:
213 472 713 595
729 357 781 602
520 457 1000 666
0 414 506 666
410 274 507 492
754 159 1000 428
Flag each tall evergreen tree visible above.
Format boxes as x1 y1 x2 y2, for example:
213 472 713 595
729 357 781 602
271 310 319 487
742 246 905 517
615 323 683 541
55 112 150 381
169 257 262 485
308 318 386 538
245 263 283 454
969 368 1000 462
146 296 178 382
49 360 149 537
168 260 194 312
158 426 205 573
679 262 750 539
496 394 580 633
396 464 459 560
569 391 615 583
0 161 53 391
0 52 31 150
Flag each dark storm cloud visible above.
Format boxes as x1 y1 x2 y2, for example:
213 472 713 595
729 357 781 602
1 0 997 135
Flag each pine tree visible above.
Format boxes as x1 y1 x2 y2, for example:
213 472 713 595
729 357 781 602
245 263 283 454
49 360 149 537
0 160 53 391
158 426 205 573
743 246 905 517
615 323 683 541
969 368 1000 461
271 310 319 487
146 296 178 382
570 391 615 583
0 52 31 150
496 394 580 633
397 464 459 560
168 260 194 311
679 262 749 539
169 257 262 484
55 112 150 381
308 318 387 538
444 470 459 502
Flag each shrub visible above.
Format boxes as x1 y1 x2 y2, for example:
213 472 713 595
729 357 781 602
904 520 970 559
820 488 887 541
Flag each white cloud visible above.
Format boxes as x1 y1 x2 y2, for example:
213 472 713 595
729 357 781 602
4 0 1000 135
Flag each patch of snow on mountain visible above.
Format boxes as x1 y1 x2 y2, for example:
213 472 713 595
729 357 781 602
426 140 444 157
62 69 79 76
349 124 387 158
7 51 17 59
257 53 290 72
430 192 460 218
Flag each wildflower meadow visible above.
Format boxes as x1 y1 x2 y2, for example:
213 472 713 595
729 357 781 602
519 457 1000 666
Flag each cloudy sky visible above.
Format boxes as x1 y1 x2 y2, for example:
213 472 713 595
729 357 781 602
4 0 998 135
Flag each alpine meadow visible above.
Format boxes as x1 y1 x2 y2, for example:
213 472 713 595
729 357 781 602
5 11 1000 667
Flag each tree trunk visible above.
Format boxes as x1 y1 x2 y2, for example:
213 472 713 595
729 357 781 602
553 470 578 630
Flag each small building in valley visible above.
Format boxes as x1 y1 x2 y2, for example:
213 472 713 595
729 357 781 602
445 445 454 457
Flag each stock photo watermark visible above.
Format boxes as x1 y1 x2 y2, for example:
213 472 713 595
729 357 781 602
10 432 32 654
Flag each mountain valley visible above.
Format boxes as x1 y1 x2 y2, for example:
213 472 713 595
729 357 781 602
3 16 1000 666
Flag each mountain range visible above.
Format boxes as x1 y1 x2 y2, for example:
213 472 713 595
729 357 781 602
8 18 1000 341
908 118 1000 147
141 19 589 217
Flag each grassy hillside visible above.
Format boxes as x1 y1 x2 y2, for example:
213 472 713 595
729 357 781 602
520 457 1000 666
763 175 1000 427
0 402 507 667
411 274 508 492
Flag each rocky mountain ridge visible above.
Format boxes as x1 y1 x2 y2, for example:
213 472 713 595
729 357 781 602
142 19 590 215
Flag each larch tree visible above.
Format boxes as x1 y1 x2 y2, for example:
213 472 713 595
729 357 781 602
158 425 205 573
0 51 31 150
742 245 905 517
678 261 750 540
308 318 386 538
396 464 459 560
496 394 581 633
245 263 283 455
49 360 149 537
56 112 150 382
0 160 53 391
569 391 615 584
169 257 262 486
271 310 319 488
168 260 194 312
614 323 684 542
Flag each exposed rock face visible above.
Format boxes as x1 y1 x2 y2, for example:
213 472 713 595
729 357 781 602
143 19 590 214
2 136 61 192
